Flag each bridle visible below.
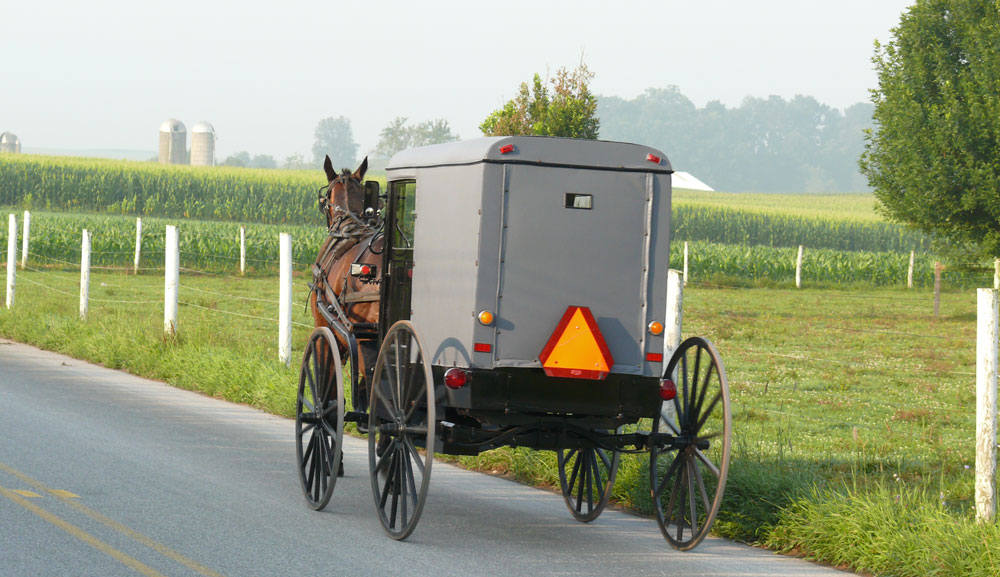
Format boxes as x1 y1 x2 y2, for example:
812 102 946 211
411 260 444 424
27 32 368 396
318 173 362 230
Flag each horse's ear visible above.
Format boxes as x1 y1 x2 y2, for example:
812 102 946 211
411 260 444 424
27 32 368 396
323 155 336 182
353 156 368 181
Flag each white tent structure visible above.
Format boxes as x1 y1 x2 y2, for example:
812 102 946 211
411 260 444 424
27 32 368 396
672 171 714 191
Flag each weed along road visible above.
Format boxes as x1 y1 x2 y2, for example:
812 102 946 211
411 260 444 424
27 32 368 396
0 339 854 577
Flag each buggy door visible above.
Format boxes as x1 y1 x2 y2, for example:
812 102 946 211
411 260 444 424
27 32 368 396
378 179 417 338
495 165 658 374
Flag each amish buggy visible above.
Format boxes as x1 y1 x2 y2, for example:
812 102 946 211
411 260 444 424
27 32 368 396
296 136 731 550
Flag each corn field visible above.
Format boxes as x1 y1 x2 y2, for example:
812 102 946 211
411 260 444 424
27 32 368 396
672 205 931 253
0 155 328 225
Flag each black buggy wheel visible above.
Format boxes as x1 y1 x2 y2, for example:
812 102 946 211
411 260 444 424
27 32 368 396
650 337 731 550
295 327 345 511
557 437 621 522
368 321 436 540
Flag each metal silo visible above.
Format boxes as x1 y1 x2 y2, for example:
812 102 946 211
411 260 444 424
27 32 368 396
190 121 215 166
158 119 186 164
0 132 19 154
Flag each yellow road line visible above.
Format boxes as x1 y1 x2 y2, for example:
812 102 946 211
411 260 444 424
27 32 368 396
0 461 227 577
11 489 41 498
0 484 169 577
50 489 80 498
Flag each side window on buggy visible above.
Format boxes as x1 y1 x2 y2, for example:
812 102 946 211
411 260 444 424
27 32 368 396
392 180 417 250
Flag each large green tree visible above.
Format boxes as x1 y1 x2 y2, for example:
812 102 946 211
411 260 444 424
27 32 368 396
480 63 599 139
860 0 1000 259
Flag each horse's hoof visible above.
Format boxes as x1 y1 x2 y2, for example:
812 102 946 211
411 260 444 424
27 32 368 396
338 457 345 477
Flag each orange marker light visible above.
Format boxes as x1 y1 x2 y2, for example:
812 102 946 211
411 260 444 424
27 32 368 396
648 321 664 335
477 310 494 326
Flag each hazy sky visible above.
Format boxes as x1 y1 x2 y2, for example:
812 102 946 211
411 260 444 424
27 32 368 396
3 0 914 162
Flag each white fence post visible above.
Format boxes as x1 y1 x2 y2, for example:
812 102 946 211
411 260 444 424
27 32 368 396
795 245 804 289
80 229 90 320
683 242 689 286
134 218 142 274
240 226 246 276
994 258 999 291
164 225 179 336
278 233 292 366
976 288 999 523
908 251 915 289
21 211 29 269
5 214 15 309
664 269 683 361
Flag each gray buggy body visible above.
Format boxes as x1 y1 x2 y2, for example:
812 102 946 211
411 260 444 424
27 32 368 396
296 136 731 549
384 136 673 426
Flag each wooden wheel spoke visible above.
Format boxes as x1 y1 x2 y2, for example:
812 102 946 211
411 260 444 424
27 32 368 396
666 464 684 539
693 363 716 423
298 390 316 414
574 453 587 512
691 454 712 514
659 406 682 435
693 448 722 478
689 346 702 424
687 455 700 534
375 439 394 476
679 353 689 424
567 452 583 497
695 391 723 432
403 437 425 475
589 452 603 500
379 450 397 509
654 451 684 499
403 445 418 512
596 448 612 470
391 333 402 409
310 344 323 406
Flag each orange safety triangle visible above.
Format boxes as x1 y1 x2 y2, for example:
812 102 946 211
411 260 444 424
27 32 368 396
539 306 615 380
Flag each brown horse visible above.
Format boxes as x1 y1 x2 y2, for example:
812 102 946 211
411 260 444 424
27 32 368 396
310 155 383 334
310 156 383 407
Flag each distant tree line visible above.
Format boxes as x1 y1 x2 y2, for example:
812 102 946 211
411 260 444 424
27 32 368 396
598 87 873 193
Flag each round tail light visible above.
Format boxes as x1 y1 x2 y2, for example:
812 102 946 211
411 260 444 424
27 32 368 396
444 368 468 389
659 379 677 401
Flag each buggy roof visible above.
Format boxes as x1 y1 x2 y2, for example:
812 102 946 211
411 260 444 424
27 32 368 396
385 136 673 174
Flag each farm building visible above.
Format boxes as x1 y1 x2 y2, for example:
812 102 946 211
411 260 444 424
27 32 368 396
0 132 21 154
672 171 713 191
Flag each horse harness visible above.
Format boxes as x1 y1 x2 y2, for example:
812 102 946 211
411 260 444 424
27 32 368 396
311 176 382 332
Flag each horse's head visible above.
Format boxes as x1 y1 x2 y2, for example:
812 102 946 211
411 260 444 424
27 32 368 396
320 155 368 227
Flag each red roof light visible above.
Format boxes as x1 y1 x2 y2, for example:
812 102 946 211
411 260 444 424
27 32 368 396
646 153 661 164
499 144 515 155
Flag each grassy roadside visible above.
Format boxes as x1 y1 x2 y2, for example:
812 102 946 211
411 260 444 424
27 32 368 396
0 267 996 575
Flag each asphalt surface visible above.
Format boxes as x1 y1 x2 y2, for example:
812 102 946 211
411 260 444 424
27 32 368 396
0 338 856 577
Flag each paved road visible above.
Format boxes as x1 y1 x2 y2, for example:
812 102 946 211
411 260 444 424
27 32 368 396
0 339 855 577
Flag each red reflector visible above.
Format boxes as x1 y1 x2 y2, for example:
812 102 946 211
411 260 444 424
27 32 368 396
360 265 371 276
660 379 677 401
646 153 661 164
444 368 468 389
646 353 663 362
499 144 515 154
474 343 492 353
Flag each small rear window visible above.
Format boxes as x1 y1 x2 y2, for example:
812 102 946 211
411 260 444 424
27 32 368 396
564 193 593 210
